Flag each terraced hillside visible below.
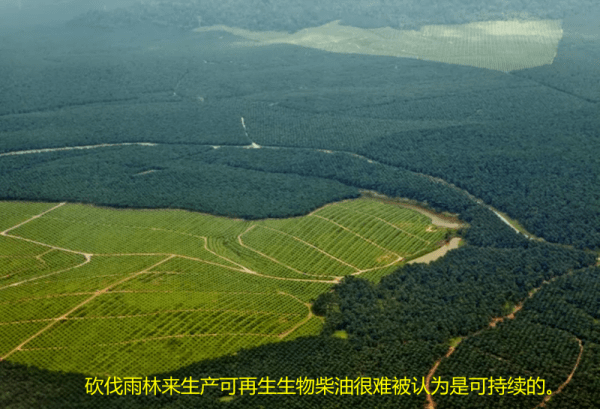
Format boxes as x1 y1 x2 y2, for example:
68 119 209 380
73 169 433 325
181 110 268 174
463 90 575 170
0 197 455 376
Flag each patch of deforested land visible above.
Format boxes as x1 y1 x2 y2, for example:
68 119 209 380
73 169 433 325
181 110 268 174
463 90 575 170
1 6 600 409
0 197 456 377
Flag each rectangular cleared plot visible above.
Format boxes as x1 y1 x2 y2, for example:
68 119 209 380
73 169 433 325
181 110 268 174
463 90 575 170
0 294 90 323
242 227 356 276
0 321 49 355
311 218 396 267
27 310 299 348
72 291 306 317
278 217 392 269
11 334 277 376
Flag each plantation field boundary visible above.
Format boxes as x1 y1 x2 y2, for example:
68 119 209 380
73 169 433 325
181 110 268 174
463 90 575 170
533 338 583 409
0 138 535 243
1 196 457 288
1 202 67 235
0 304 304 326
408 237 461 265
0 197 457 374
360 191 463 229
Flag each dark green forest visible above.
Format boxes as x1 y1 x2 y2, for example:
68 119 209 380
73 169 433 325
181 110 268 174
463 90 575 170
1 11 600 409
1 21 599 248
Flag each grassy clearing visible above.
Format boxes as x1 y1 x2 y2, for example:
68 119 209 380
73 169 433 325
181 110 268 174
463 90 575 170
196 19 563 72
449 337 462 348
333 330 348 339
0 197 455 375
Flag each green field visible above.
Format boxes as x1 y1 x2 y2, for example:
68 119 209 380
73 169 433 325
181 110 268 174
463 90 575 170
0 197 454 376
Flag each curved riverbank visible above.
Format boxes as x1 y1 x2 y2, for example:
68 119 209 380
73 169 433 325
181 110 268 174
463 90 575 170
408 237 462 265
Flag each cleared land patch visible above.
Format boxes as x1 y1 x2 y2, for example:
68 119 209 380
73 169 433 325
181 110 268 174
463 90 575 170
0 197 455 375
196 19 563 72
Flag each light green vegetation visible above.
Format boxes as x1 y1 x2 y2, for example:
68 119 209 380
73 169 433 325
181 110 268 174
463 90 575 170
197 18 563 72
0 198 454 376
0 202 61 232
333 330 348 339
502 301 516 315
449 337 462 348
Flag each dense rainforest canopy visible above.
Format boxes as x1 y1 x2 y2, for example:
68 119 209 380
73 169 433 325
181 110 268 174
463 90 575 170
1 16 599 249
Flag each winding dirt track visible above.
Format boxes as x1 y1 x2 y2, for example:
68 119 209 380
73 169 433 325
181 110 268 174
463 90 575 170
424 275 584 409
0 196 459 364
0 203 342 361
2 255 174 360
533 337 583 408
0 143 156 157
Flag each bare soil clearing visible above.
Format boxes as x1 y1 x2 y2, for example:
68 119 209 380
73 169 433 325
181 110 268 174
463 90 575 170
408 238 461 265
